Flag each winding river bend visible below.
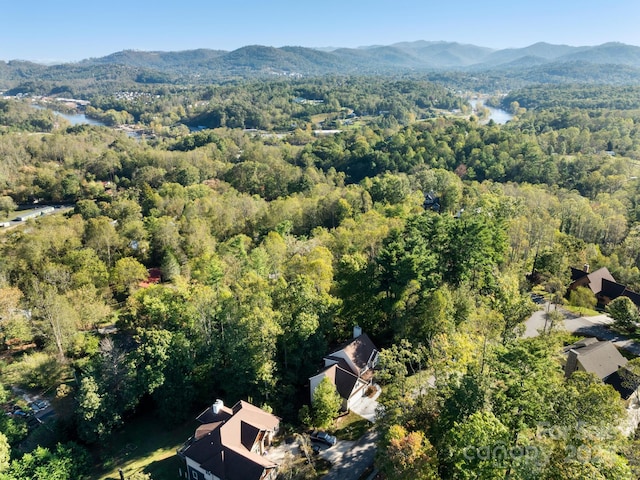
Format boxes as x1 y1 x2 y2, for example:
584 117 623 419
469 99 514 124
51 110 106 126
31 104 108 127
32 104 144 137
29 97 513 136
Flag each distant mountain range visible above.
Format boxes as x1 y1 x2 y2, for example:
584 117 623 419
77 41 640 72
2 41 640 92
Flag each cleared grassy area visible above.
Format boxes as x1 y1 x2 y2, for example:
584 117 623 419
564 305 601 317
93 410 197 480
310 113 331 126
331 411 371 441
308 112 373 130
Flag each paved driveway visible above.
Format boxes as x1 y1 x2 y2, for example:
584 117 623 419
565 314 640 355
317 438 356 464
349 384 381 422
321 429 379 480
523 302 576 337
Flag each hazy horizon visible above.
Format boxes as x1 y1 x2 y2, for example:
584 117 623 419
4 39 640 66
2 0 640 63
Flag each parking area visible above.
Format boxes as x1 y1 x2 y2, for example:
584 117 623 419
317 438 357 464
267 386 382 479
6 388 54 428
321 429 379 480
267 434 355 464
268 419 379 480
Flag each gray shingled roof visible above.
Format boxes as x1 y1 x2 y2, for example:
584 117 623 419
567 340 628 380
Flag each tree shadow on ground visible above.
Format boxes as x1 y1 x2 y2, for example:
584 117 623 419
144 455 184 480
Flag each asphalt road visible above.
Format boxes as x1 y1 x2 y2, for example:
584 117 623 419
524 302 640 355
0 205 73 231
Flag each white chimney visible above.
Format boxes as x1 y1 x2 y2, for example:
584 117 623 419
583 263 590 273
212 399 224 414
353 325 362 339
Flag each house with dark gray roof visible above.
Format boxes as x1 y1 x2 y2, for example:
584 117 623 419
178 399 280 480
603 367 640 406
562 338 639 404
309 326 378 411
563 338 627 380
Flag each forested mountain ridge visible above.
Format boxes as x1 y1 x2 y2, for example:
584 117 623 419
68 41 640 71
2 41 640 93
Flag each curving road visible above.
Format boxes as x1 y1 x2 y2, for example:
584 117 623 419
524 302 640 355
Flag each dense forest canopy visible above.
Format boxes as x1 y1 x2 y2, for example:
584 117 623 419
2 63 640 479
502 84 640 110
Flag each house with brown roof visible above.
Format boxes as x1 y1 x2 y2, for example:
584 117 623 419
178 399 280 480
569 266 616 298
569 265 640 309
309 326 378 411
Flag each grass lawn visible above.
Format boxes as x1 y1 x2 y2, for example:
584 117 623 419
93 410 197 480
331 411 371 441
404 370 434 392
310 113 331 126
564 305 601 317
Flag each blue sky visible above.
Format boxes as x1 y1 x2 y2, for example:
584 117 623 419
3 0 640 63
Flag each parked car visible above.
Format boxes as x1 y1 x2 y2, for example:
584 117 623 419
28 401 43 412
310 430 337 446
530 293 545 304
12 405 27 416
26 399 49 413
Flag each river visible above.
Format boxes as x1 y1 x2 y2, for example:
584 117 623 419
32 104 107 127
52 111 106 127
32 104 144 137
469 99 513 124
